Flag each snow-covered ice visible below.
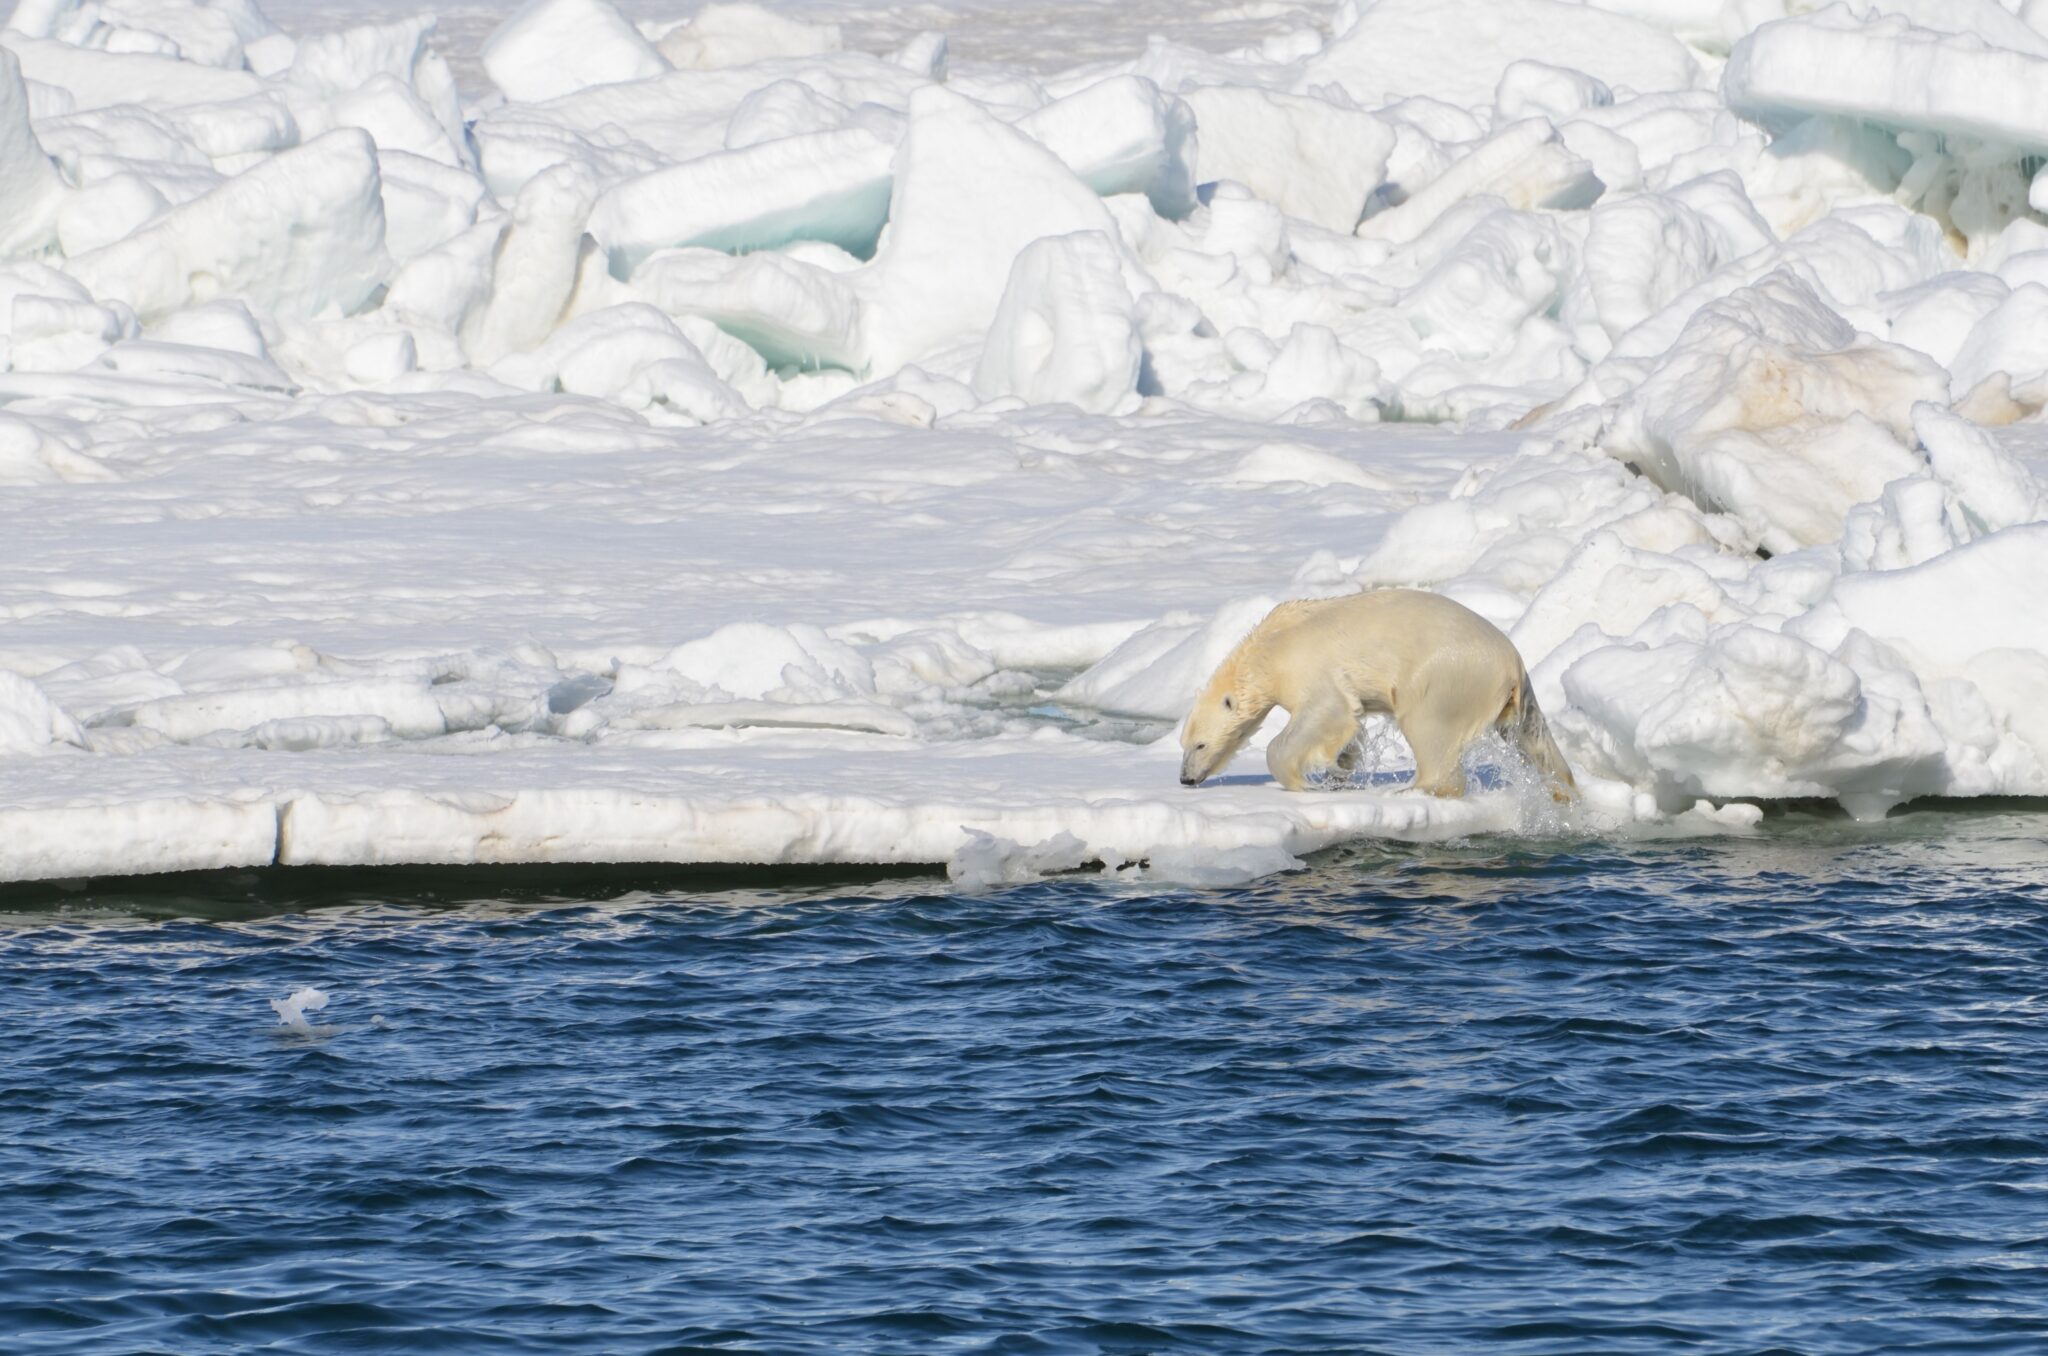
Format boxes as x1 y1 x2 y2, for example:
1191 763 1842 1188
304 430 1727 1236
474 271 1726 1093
4 0 2048 886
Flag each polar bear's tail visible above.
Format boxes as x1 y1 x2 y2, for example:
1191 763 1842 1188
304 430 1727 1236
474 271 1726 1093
1506 677 1577 799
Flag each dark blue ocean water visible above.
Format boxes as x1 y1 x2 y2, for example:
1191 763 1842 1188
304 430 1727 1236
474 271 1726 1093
4 808 2048 1355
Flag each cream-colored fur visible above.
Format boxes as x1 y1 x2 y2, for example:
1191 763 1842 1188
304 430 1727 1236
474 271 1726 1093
1178 589 1577 797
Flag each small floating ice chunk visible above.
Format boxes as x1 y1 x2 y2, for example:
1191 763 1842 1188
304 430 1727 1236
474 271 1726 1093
270 986 330 1034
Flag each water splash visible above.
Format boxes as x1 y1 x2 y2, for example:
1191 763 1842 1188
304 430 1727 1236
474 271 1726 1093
1307 721 1580 836
1305 714 1417 791
1465 730 1582 838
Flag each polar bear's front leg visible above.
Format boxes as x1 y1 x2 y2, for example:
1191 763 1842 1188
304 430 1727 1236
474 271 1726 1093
1265 689 1361 791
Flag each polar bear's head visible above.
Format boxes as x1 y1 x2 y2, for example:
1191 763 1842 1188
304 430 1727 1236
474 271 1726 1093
1179 656 1271 786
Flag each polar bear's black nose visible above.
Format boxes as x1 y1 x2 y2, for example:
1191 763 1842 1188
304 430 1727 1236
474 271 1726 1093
1180 774 1200 787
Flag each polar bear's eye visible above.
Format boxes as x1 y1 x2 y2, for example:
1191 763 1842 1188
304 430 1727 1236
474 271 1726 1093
1222 697 1233 711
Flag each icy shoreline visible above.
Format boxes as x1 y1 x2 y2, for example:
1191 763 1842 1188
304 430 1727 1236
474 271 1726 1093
0 731 1531 886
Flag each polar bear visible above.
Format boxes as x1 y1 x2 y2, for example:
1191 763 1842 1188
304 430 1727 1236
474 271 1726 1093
1178 589 1576 798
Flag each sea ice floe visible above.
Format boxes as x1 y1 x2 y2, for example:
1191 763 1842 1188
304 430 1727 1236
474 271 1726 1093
1 0 2047 884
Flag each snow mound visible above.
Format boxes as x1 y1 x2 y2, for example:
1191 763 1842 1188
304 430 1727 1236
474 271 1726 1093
0 672 85 753
67 128 388 323
0 48 63 257
1598 271 1947 553
657 3 842 71
481 0 665 104
1182 84 1392 234
859 86 1130 375
1015 75 1196 219
1308 0 1700 110
973 231 1141 413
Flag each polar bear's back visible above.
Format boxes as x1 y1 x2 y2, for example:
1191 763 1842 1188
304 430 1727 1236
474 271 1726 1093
1252 589 1526 709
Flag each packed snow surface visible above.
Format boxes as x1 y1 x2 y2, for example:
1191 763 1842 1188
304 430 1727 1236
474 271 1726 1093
4 0 2048 885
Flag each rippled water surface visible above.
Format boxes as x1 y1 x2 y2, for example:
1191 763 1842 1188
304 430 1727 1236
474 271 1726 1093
5 808 2048 1354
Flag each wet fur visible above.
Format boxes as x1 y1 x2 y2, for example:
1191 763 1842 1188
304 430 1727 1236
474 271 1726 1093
1179 590 1577 798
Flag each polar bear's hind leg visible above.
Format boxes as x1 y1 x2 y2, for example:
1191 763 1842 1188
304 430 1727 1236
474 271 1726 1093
1505 680 1578 800
1398 702 1481 798
1394 657 1508 797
